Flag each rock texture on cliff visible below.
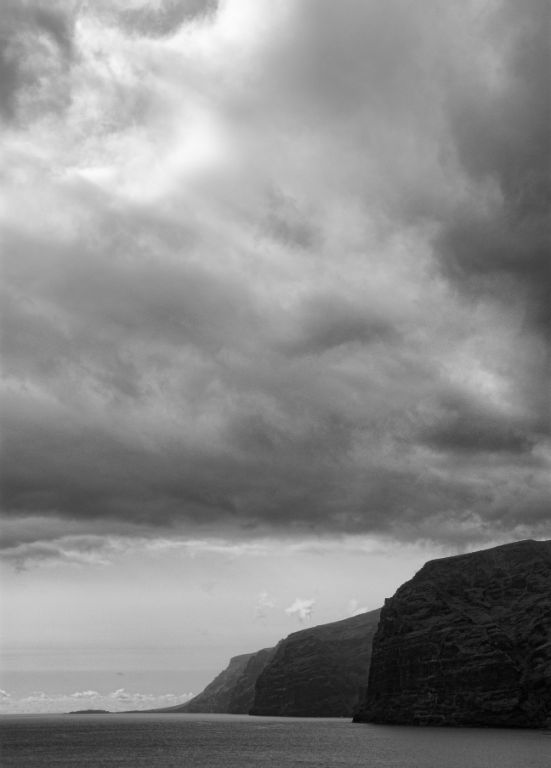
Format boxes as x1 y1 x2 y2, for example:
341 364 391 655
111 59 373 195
250 608 381 717
168 647 275 714
223 647 276 713
354 539 551 728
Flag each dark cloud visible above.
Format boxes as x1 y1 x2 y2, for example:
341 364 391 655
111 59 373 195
0 46 19 120
280 294 398 356
437 0 551 339
261 0 439 121
419 393 537 455
118 0 218 38
1 0 549 561
0 0 74 121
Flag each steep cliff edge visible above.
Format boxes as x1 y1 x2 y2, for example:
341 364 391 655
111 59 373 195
167 648 274 714
250 608 381 717
354 539 551 728
225 647 276 713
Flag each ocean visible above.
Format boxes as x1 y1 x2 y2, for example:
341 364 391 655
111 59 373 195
0 713 549 767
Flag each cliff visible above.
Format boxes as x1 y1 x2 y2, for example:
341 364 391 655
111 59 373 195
160 609 380 717
167 647 275 714
226 646 276 712
250 608 381 717
353 539 551 728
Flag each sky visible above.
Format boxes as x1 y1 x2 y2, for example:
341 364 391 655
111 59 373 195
0 0 549 713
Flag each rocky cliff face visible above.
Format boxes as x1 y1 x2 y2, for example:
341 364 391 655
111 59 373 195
225 647 276 713
250 609 381 717
172 648 274 714
165 609 380 717
354 539 551 728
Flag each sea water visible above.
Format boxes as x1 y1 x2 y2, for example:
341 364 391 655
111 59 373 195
0 713 549 768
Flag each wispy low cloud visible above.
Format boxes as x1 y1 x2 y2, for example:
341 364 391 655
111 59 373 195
0 525 277 570
0 534 130 571
0 688 194 714
70 690 100 699
285 597 315 624
347 598 368 617
254 591 276 621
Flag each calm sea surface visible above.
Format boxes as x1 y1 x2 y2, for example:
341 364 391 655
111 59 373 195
0 713 549 768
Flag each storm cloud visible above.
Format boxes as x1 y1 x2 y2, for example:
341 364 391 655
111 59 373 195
1 0 549 564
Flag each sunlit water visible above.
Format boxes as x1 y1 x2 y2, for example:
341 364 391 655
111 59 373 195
1 713 549 768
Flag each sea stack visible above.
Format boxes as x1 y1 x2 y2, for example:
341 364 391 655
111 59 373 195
353 540 551 728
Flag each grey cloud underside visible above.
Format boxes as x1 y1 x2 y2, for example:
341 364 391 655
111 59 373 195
439 0 551 344
1 0 550 554
0 0 216 123
0 0 74 121
119 0 219 38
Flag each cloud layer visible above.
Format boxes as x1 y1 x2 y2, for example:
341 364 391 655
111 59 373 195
285 597 315 623
0 687 193 714
1 0 549 561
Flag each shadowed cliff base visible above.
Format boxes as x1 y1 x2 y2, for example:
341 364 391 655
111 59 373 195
353 540 551 729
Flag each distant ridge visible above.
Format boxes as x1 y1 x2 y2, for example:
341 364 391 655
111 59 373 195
155 647 275 714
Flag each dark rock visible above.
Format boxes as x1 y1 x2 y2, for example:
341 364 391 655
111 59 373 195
227 647 276 713
157 610 380 717
250 609 381 717
353 539 551 728
166 647 275 714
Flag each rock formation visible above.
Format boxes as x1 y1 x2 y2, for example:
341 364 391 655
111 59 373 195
250 609 381 717
162 609 380 717
168 647 275 714
224 647 276 713
354 539 551 728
